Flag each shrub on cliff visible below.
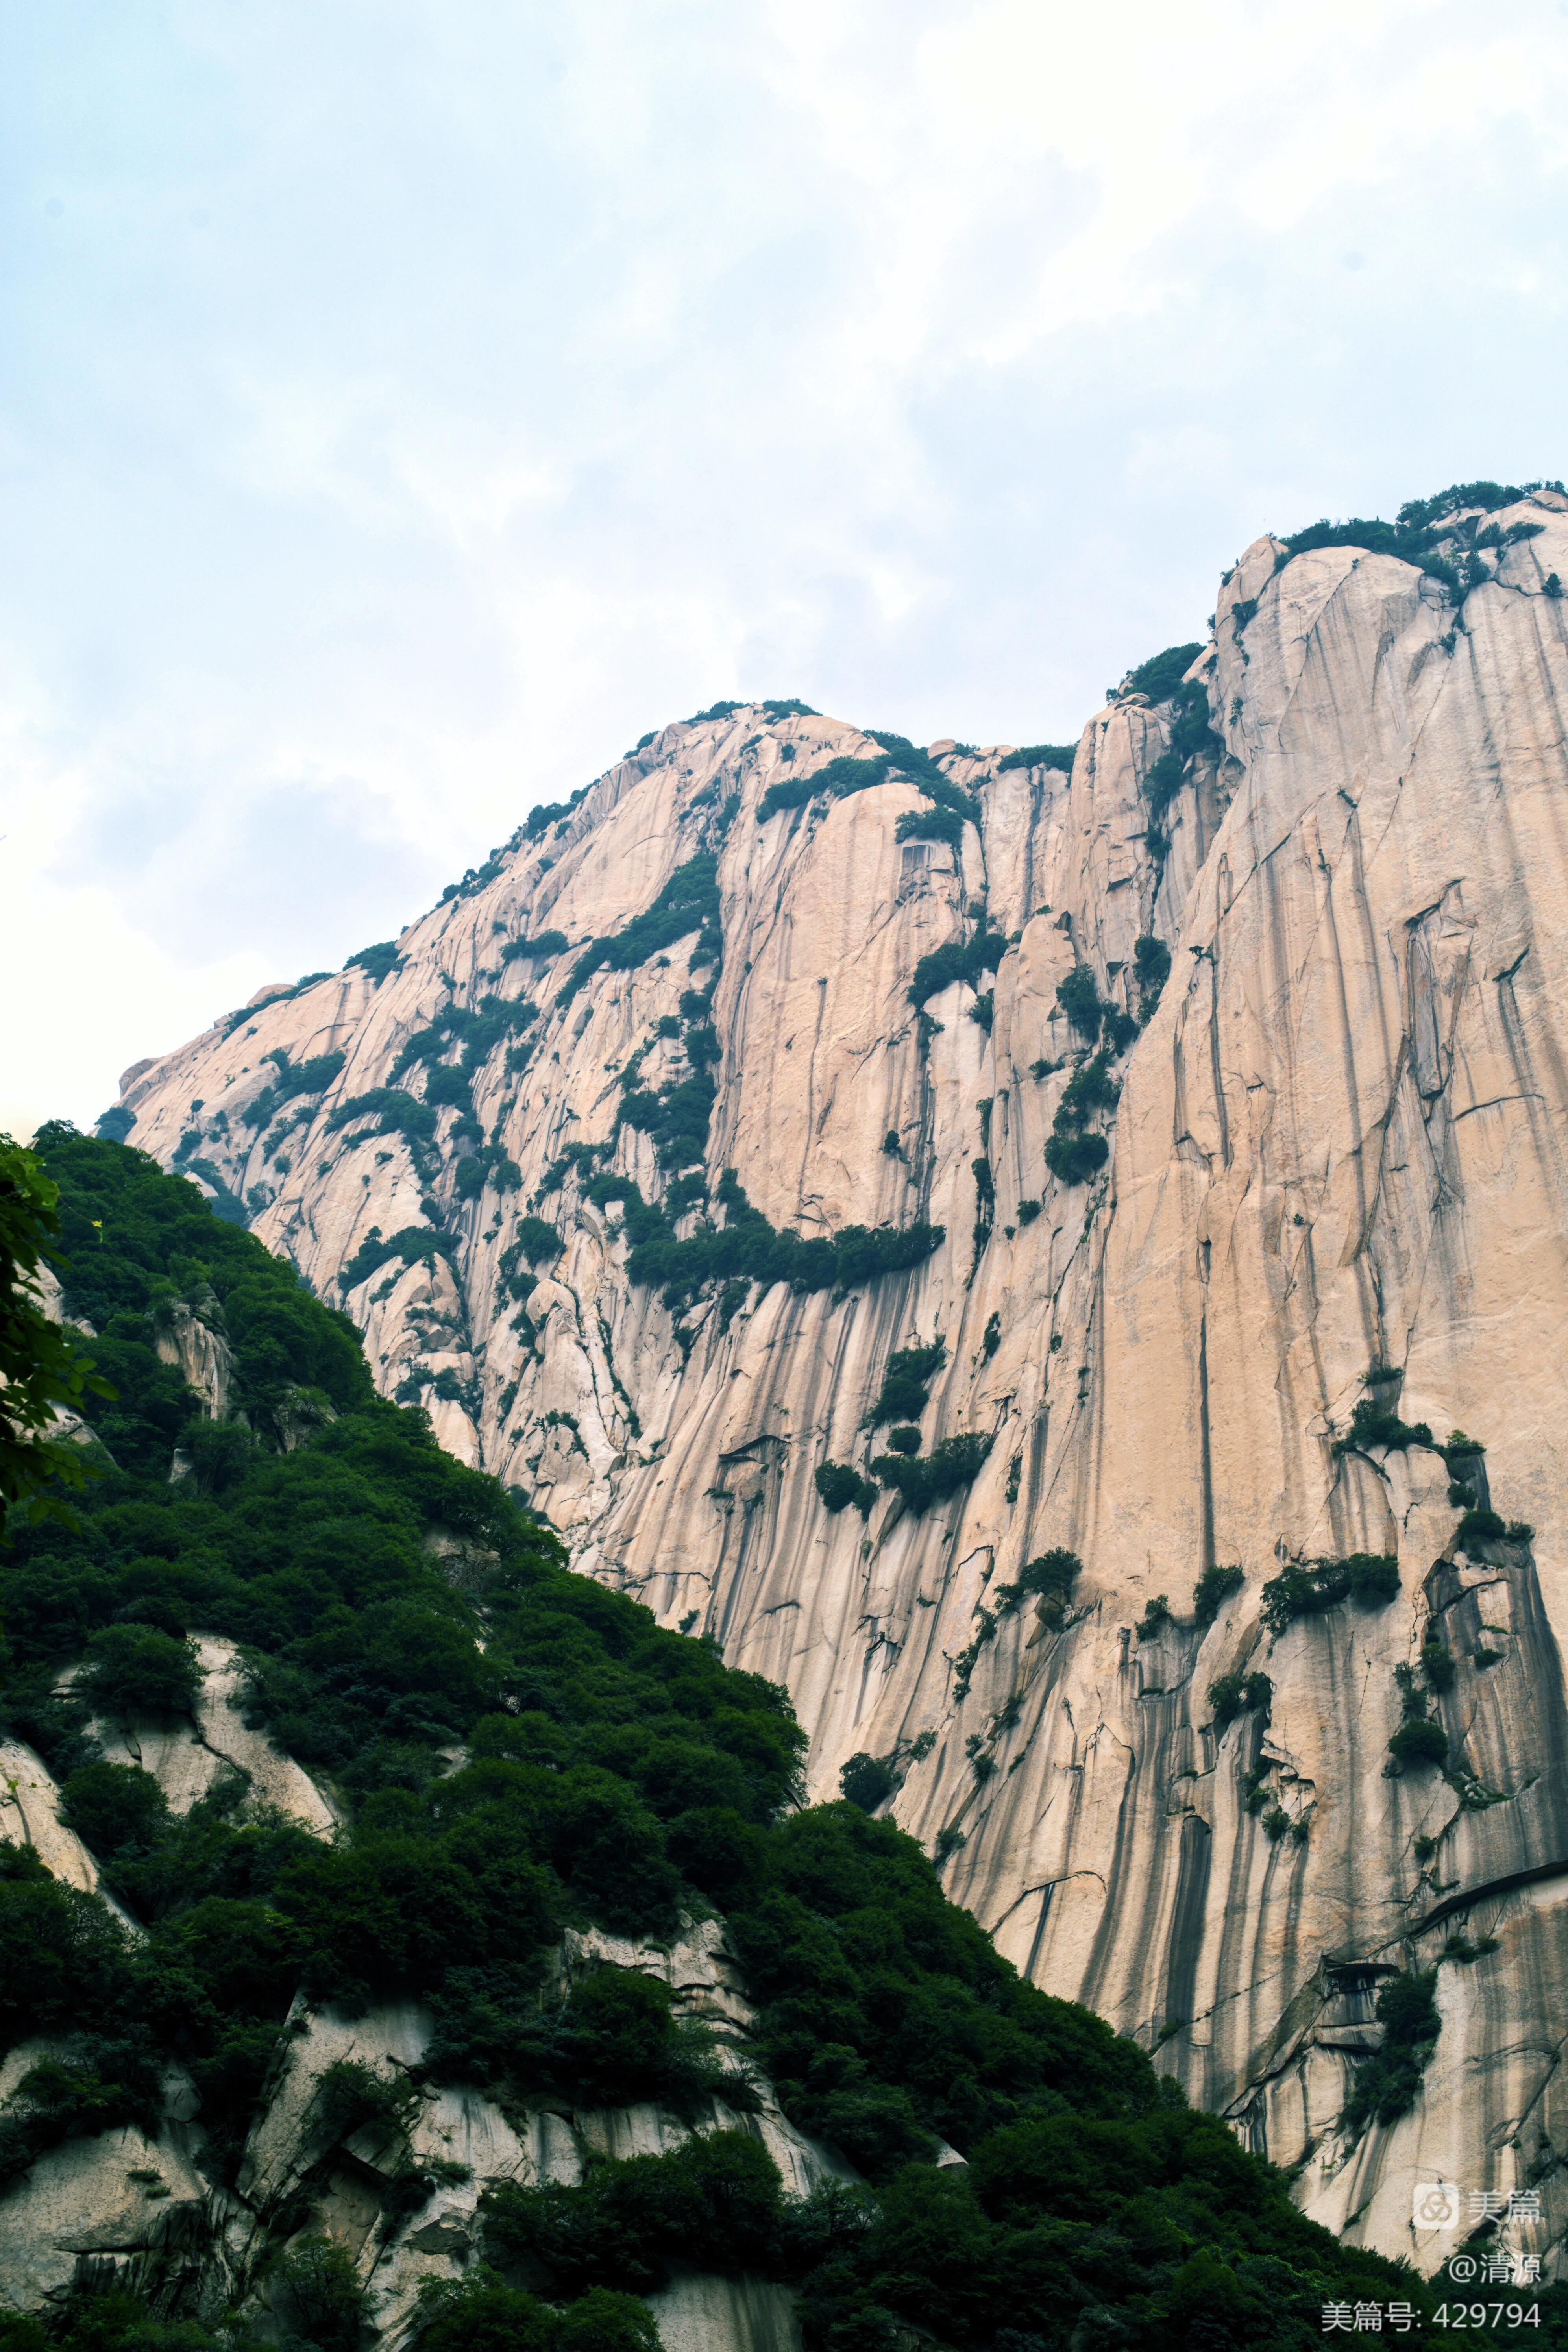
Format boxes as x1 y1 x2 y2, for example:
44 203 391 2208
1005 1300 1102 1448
1261 1551 1399 1632
1054 965 1103 1041
870 1431 992 1513
514 1217 565 1268
1193 1563 1244 1625
501 929 570 964
77 1626 202 1721
993 1548 1080 1624
325 1087 435 1144
1208 1671 1272 1729
814 1462 876 1516
346 939 403 983
1134 932 1172 1014
907 925 1007 1009
340 1222 458 1291
0 1133 1517 2351
1043 1044 1120 1189
1115 642 1203 704
1335 1394 1433 1454
756 774 818 821
996 742 1075 773
558 858 721 1007
614 1169 943 1313
896 805 965 849
1388 1717 1448 1770
1135 1594 1173 1642
865 1340 946 1425
1142 750 1185 820
839 1753 896 1812
1342 1971 1440 2131
1045 1130 1109 1186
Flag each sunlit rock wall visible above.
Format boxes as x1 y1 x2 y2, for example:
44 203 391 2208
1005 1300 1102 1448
113 490 1568 2274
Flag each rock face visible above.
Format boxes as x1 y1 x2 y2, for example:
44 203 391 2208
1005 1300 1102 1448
107 490 1568 2278
0 1677 841 2340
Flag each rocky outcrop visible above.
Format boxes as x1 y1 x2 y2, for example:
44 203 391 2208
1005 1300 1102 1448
2 1677 831 2341
85 1636 342 1834
0 1743 110 1901
151 1298 239 1427
106 489 1568 2277
0 1852 838 2346
0 2109 208 2315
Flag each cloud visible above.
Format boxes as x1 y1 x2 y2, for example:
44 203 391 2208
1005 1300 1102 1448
2 0 1566 1125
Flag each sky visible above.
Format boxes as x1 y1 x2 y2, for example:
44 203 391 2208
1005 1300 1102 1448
4 0 1567 1137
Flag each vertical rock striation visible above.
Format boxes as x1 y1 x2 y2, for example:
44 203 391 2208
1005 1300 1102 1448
111 490 1568 2273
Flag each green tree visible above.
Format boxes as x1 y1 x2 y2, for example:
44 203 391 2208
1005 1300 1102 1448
77 1625 203 1721
0 1133 111 1527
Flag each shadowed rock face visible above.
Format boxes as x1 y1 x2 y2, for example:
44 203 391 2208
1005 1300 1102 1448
116 490 1568 2274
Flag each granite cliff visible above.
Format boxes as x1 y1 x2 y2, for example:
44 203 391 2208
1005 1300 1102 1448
107 482 1568 2280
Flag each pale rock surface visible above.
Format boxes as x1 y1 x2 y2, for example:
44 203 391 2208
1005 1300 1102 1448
0 1739 108 1897
646 2272 802 2352
226 1921 846 2345
88 1636 342 1833
151 1298 239 1424
93 487 1568 2282
0 2125 207 2312
0 1895 838 2338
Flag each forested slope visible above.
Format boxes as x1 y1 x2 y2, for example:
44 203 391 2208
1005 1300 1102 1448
0 1134 1552 2348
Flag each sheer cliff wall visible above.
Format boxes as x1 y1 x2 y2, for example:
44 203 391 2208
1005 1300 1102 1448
114 490 1568 2273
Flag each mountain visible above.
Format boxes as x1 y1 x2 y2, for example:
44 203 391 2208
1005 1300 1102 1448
0 1130 1447 2350
95 479 1568 2279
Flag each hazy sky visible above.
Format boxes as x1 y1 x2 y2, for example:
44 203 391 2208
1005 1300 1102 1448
5 0 1567 1135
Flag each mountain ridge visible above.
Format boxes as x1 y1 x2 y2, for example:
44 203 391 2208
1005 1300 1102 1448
95 477 1568 2278
0 1127 1455 2347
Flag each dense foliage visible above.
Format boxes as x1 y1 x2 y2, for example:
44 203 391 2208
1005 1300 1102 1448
1044 1045 1119 1187
864 1338 947 1424
586 1167 943 1315
0 1136 108 1527
908 922 1007 1009
895 803 965 849
501 928 570 965
0 1137 1548 2351
1341 1972 1441 2132
1117 642 1204 704
1135 932 1174 1015
345 939 404 984
1260 1551 1400 1634
1282 482 1557 571
814 1462 877 1516
0 1130 803 2195
1272 480 1562 612
758 732 980 834
476 1803 1490 2351
868 1431 992 1514
996 742 1076 773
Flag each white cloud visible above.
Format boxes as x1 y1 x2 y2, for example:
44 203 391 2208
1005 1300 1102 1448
2 0 1566 1127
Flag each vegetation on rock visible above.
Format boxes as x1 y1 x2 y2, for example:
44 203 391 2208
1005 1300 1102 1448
869 1431 992 1514
0 1134 109 1528
1261 1552 1400 1633
558 857 722 1007
592 1167 943 1313
1115 642 1204 704
996 742 1076 773
0 1073 1542 2348
864 1339 947 1425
